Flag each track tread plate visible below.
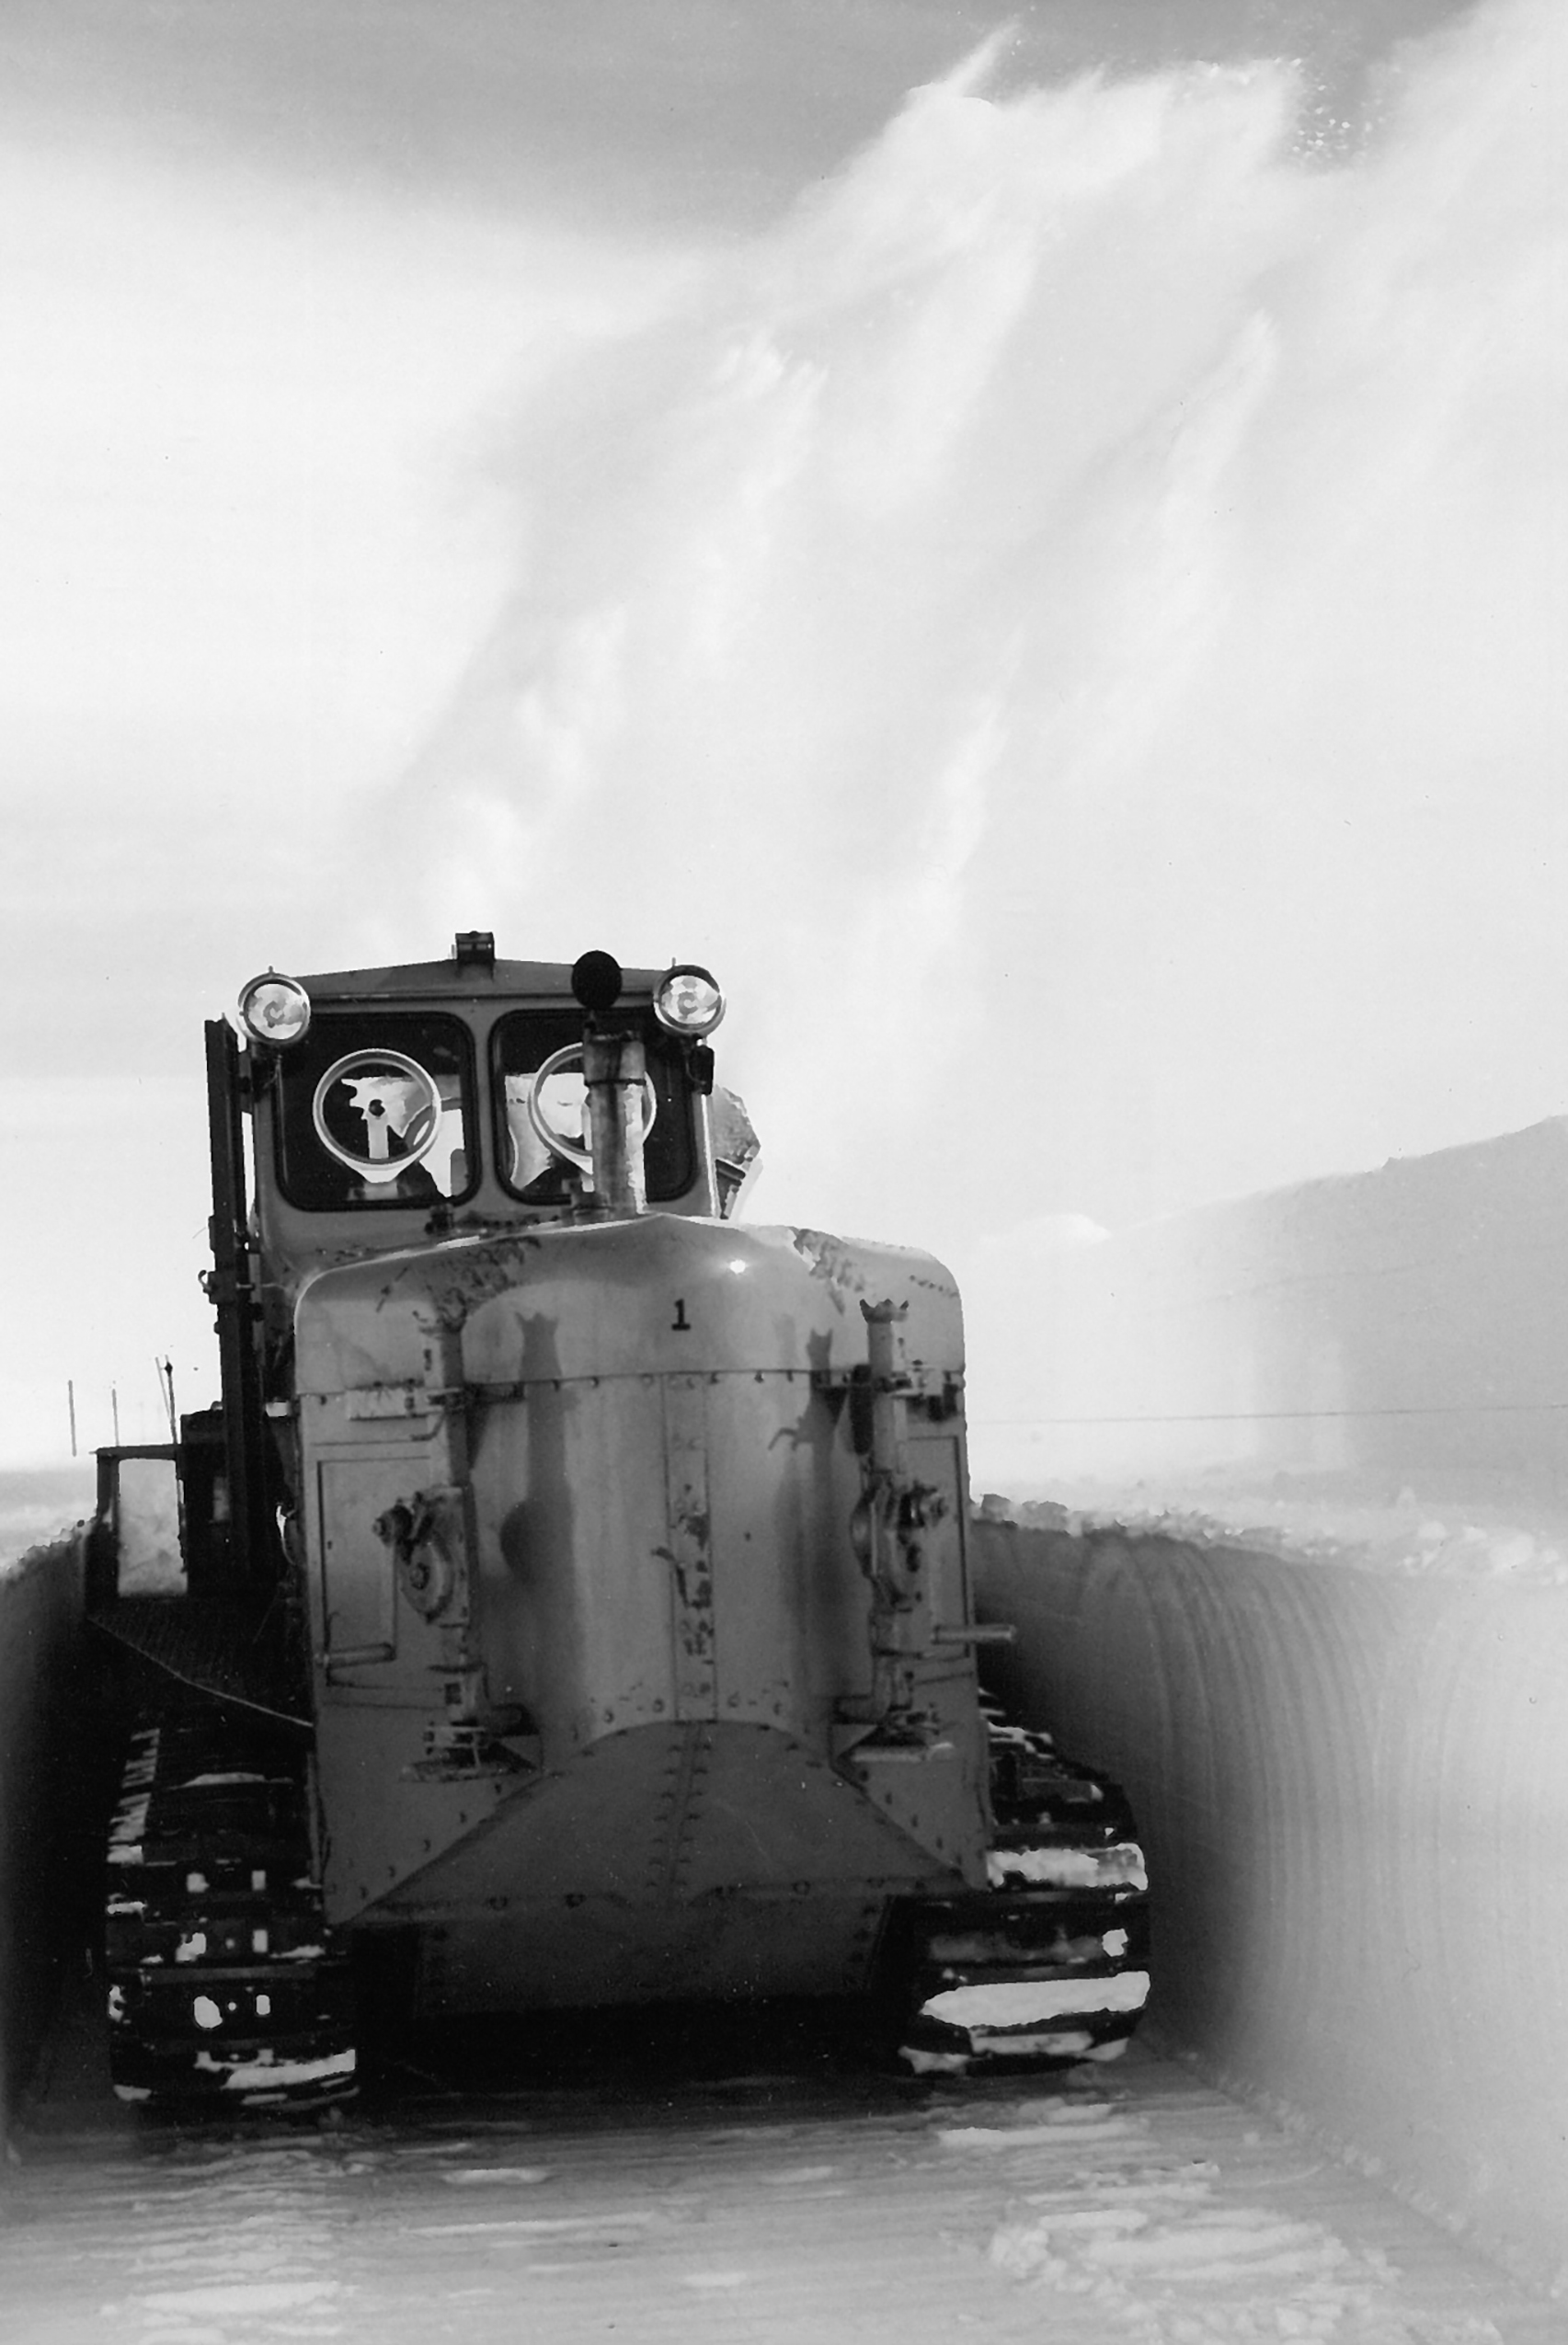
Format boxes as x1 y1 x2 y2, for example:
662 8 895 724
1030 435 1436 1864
105 1700 355 2110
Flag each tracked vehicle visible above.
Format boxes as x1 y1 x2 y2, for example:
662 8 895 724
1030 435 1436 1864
90 936 1148 2106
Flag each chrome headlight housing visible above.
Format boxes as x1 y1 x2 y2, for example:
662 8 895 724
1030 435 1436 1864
653 964 725 1037
236 970 312 1047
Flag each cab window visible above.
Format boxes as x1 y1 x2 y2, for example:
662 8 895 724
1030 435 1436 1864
272 1012 478 1210
493 1010 695 1205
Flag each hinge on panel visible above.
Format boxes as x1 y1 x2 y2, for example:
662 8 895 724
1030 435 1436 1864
345 1385 438 1423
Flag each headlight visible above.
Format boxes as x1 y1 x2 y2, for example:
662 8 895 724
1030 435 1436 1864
236 971 312 1047
654 964 725 1037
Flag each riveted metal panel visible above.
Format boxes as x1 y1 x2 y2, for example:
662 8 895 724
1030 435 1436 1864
663 1377 715 1718
906 1430 968 1630
703 1370 857 1731
316 1454 403 1669
371 1719 965 2004
467 1379 680 1746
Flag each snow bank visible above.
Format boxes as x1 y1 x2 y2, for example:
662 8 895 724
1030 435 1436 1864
972 1519 1568 2299
966 1115 1568 1505
967 1117 1568 2294
0 1467 96 1576
0 1535 89 2136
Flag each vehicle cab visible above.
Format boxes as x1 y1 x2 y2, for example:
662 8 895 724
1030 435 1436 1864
227 933 757 1299
190 935 754 1588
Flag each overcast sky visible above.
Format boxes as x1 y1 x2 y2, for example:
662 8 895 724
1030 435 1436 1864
5 0 1554 1464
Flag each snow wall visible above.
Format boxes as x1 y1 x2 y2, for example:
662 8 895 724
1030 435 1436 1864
973 1525 1568 2299
967 1115 1568 1499
969 1115 1568 2298
0 1537 90 2138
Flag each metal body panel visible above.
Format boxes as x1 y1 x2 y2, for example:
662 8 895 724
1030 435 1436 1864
315 1705 519 1919
293 1210 989 2006
294 1217 963 1393
466 1370 853 1749
417 1893 887 2010
338 1720 961 2007
469 1378 681 1740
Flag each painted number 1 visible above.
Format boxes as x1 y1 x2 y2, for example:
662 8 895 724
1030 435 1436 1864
671 1298 692 1332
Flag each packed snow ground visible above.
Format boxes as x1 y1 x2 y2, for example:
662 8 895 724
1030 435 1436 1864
6 2038 1566 2344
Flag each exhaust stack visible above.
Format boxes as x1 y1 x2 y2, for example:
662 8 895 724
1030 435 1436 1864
582 1027 648 1217
571 950 647 1218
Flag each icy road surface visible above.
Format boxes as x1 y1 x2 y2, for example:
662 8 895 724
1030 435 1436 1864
5 2032 1564 2344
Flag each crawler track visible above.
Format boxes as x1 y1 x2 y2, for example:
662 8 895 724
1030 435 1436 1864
104 1702 356 2109
897 1700 1150 2073
103 1693 1145 2104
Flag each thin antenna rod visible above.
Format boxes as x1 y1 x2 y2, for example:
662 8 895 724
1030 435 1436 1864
67 1379 76 1458
111 1384 120 1446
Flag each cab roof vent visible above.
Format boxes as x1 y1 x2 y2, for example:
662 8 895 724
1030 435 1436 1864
453 931 496 972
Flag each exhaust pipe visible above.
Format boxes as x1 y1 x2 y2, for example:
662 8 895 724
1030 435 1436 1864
582 1026 648 1217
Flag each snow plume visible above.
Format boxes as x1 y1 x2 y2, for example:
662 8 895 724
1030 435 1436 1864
395 0 1568 1254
